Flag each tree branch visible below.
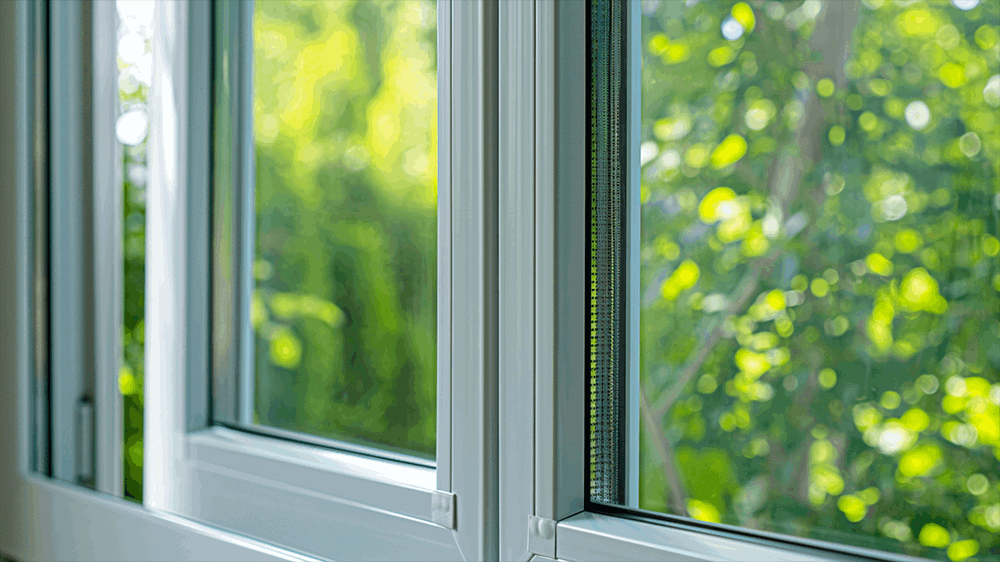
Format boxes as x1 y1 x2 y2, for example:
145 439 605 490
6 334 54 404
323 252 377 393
640 0 862 518
640 387 689 516
652 252 780 420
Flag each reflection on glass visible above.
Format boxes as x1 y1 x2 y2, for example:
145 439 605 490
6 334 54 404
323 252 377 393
116 0 153 502
638 1 999 560
252 1 437 460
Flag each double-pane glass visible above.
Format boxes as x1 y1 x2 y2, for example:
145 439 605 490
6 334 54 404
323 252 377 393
247 1 438 461
633 1 999 560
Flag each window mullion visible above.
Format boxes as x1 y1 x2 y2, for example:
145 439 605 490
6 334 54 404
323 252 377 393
450 0 500 558
533 0 587 524
497 0 536 559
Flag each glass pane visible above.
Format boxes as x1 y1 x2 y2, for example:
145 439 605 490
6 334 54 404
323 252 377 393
116 0 153 502
251 1 437 460
638 1 999 560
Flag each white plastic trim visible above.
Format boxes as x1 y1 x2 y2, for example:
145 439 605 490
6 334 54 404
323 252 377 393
432 490 457 529
448 0 500 559
183 461 462 561
498 0 536 559
144 0 195 513
435 0 454 494
92 0 125 498
3 478 315 562
533 0 587 523
527 516 557 559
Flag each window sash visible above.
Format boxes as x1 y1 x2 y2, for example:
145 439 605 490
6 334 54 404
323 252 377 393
501 2 938 561
141 0 499 559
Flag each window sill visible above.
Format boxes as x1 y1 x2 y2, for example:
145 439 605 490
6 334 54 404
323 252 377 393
3 475 311 561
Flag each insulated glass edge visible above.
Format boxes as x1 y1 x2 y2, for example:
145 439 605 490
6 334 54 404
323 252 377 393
212 0 239 428
31 0 50 478
624 0 642 510
185 0 214 434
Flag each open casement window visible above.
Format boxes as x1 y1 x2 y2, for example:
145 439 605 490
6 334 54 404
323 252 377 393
144 0 497 558
500 1 999 562
1 0 498 560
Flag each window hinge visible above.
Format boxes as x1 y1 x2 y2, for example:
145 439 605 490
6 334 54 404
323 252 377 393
77 397 94 484
527 515 557 558
431 490 456 529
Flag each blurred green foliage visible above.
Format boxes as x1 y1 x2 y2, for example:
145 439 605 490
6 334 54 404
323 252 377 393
638 0 999 560
249 0 437 458
117 2 151 501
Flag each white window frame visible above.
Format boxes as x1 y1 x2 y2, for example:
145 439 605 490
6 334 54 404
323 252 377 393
498 3 932 562
0 0 950 561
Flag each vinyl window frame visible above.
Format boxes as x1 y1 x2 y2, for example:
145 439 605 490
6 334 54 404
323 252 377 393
0 1 950 561
497 3 937 562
